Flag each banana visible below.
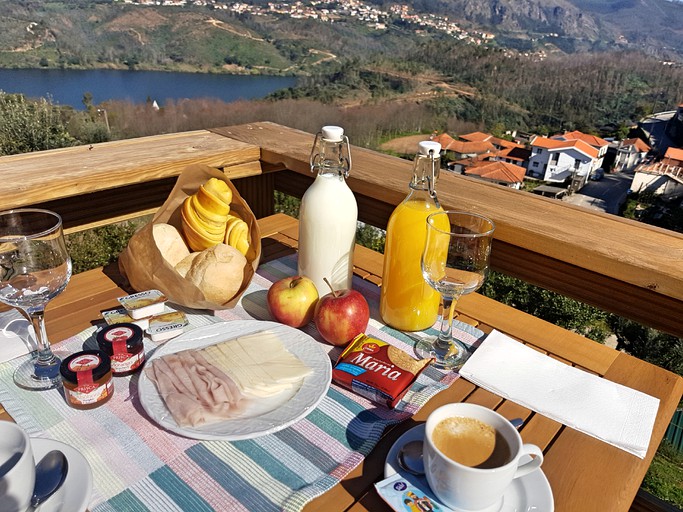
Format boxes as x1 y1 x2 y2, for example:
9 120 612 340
225 214 250 257
182 198 225 238
179 178 251 255
196 186 230 217
181 206 223 251
203 178 233 206
191 194 227 224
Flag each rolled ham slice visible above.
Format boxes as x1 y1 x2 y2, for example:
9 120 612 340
146 349 245 427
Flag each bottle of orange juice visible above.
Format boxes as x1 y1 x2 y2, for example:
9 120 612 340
380 141 446 331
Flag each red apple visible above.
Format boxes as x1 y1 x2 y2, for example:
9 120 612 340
314 279 370 346
267 276 319 328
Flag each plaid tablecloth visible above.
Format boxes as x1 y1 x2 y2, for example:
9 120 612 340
0 254 484 511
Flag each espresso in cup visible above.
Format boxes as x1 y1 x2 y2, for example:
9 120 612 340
424 403 544 511
432 416 511 469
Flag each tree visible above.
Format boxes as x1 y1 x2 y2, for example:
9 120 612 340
0 92 75 156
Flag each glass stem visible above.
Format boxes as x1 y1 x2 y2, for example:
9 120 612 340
436 294 460 349
26 307 56 365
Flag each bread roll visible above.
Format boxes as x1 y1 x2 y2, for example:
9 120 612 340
153 223 190 267
175 252 201 278
185 244 246 304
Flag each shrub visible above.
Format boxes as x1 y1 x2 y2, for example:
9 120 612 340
65 219 146 274
0 91 75 155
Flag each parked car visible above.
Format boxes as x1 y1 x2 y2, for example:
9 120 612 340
590 168 605 181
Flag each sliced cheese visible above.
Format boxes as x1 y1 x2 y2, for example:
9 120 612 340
201 330 312 398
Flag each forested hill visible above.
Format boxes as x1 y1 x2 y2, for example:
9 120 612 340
395 0 683 58
1 0 683 139
0 0 682 76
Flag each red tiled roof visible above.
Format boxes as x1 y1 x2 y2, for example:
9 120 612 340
553 130 610 148
464 161 526 184
491 137 522 150
496 146 531 162
622 138 651 152
459 131 492 142
432 133 494 155
664 146 683 163
532 136 599 159
432 132 457 148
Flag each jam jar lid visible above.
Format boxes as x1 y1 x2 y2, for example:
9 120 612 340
60 350 111 383
97 323 144 352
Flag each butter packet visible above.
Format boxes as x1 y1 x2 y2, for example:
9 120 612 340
146 311 189 342
101 308 151 330
375 473 450 511
118 290 167 319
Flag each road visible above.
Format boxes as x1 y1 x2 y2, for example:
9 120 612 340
563 170 634 214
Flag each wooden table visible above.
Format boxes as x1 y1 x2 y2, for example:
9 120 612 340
2 213 682 512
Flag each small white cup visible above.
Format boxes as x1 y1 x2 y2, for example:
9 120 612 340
424 403 543 511
0 422 35 512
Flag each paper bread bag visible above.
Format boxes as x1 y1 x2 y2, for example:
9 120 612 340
119 164 261 310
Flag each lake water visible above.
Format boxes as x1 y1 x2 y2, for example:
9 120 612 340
0 68 298 109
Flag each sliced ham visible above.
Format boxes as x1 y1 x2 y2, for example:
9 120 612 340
146 349 245 428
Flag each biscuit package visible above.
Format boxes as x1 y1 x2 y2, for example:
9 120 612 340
332 334 432 408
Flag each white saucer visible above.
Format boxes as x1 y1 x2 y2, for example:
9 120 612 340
31 438 93 512
384 424 554 512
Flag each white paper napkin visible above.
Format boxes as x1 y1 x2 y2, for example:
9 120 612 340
0 309 35 363
459 330 660 458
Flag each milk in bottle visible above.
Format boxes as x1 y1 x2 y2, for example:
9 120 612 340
298 126 358 295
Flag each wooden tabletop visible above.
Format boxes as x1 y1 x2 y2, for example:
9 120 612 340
2 213 682 512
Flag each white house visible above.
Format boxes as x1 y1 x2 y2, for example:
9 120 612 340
631 147 683 201
527 136 599 186
551 130 610 173
613 138 651 172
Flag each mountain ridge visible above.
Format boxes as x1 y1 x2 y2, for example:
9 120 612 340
0 0 681 75
399 0 682 57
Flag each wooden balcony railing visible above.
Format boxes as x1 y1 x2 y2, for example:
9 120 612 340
3 122 679 337
1 122 682 511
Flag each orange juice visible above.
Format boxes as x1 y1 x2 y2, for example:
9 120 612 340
380 198 448 331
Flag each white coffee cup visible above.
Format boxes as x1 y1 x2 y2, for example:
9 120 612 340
0 422 35 512
424 403 543 510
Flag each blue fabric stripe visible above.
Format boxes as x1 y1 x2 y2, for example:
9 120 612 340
274 422 339 470
102 489 150 512
186 444 277 512
149 465 213 512
233 438 309 489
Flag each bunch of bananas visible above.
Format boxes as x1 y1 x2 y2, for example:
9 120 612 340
180 178 250 256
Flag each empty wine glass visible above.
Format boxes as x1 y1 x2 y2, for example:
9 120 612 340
415 211 495 370
0 209 72 390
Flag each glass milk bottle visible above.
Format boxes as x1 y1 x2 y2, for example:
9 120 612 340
380 140 446 331
298 126 358 296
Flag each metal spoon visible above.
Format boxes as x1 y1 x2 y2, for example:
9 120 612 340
397 418 524 476
30 450 68 509
398 439 425 475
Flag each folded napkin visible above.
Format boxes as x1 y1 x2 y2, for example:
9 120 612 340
0 309 35 363
459 330 660 458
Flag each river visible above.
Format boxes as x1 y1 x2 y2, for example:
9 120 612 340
0 68 298 109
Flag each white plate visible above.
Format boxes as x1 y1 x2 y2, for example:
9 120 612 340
385 424 554 512
139 320 332 440
31 438 92 512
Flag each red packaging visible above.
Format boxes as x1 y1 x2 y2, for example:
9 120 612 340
332 334 432 408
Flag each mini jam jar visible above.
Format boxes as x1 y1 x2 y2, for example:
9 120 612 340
96 323 145 376
60 350 114 410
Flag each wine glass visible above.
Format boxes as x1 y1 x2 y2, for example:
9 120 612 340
415 211 495 370
0 209 72 390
